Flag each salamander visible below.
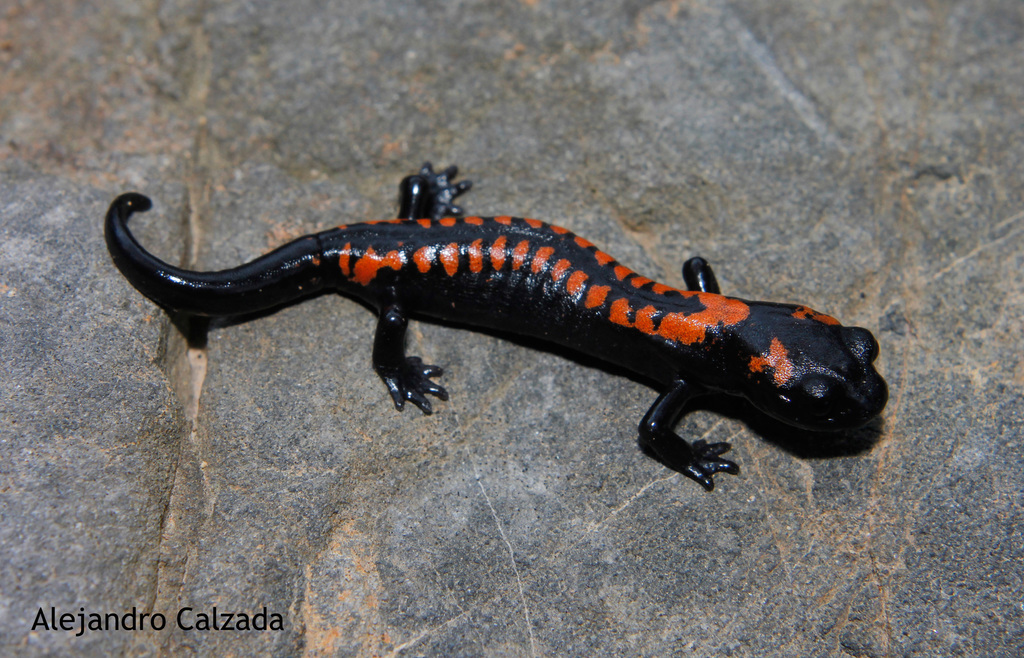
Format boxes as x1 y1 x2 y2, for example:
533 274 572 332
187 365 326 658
105 163 887 491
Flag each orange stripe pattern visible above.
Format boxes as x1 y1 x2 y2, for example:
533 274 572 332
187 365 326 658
334 214 753 348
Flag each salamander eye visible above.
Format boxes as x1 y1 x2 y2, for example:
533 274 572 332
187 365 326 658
800 375 840 415
844 327 879 363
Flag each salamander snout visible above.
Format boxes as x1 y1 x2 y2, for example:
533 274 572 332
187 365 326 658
791 368 887 429
787 325 887 429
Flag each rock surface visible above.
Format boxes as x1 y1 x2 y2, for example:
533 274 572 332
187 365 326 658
2 1 1022 655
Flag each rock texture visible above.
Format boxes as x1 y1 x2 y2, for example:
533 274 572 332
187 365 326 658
2 1 1022 655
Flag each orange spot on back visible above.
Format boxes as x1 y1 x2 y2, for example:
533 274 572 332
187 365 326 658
440 243 459 276
417 219 432 228
608 298 632 327
532 247 555 273
634 305 658 334
574 236 595 249
440 217 457 227
353 247 403 285
312 255 321 267
413 246 434 273
490 236 508 270
655 312 706 345
698 293 749 325
749 337 795 386
793 305 840 325
512 240 530 270
604 301 662 336
594 251 614 266
551 259 571 282
566 270 588 296
655 293 750 345
613 265 632 281
339 243 352 276
494 216 513 225
630 276 653 288
585 285 610 309
525 218 543 228
464 216 484 226
468 239 484 273
651 283 674 294
550 225 569 234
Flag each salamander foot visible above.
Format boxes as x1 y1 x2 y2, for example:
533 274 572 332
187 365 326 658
639 379 740 491
398 162 473 221
640 430 739 491
378 356 449 414
681 440 739 491
373 304 449 414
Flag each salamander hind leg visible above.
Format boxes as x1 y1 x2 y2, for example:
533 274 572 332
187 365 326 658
373 305 449 414
638 379 739 491
398 162 473 221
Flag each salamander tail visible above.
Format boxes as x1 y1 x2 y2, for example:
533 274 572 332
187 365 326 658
104 193 328 316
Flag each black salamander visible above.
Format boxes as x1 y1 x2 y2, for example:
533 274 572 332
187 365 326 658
105 163 887 490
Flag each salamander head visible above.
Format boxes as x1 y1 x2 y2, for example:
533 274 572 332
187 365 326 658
733 303 887 431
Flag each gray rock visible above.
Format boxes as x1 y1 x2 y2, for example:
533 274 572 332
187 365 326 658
2 0 1022 655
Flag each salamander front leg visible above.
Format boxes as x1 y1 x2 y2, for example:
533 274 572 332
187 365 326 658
682 257 721 294
373 304 449 414
398 162 473 221
639 379 739 491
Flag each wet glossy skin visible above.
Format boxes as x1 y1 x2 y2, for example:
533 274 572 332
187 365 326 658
105 163 887 491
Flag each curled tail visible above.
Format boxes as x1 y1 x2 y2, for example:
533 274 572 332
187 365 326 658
104 193 329 316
